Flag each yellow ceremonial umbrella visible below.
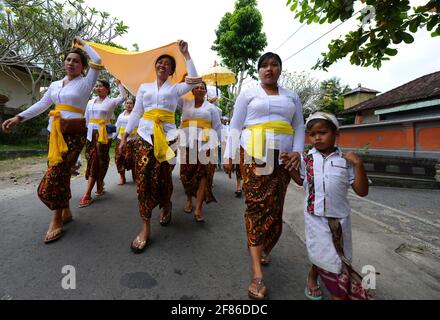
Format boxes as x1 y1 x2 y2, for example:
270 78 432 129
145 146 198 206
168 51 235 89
201 61 236 96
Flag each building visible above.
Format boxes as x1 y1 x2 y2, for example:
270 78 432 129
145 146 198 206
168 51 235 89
0 64 50 121
338 71 440 160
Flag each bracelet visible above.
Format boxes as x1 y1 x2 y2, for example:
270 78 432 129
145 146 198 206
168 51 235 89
89 62 105 70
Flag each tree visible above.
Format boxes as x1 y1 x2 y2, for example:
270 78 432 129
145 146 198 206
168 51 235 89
212 0 267 97
318 77 351 115
278 70 322 117
0 0 128 103
286 0 440 70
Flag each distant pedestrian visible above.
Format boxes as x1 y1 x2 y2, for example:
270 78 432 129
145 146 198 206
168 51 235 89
282 111 371 300
78 79 127 207
114 98 138 185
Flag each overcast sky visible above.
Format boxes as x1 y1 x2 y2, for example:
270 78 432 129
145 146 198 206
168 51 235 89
83 0 440 94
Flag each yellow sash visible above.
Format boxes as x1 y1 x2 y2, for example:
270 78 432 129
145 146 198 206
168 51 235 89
181 118 212 142
246 120 294 160
47 104 85 166
89 118 111 144
119 127 138 137
142 109 175 162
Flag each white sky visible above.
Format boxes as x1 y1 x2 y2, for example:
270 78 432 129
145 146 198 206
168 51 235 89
83 0 440 94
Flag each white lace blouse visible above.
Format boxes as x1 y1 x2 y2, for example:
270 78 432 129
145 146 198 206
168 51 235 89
18 43 102 132
224 84 305 163
124 59 198 145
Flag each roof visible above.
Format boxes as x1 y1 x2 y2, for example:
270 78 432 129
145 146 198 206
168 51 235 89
341 71 440 115
342 84 380 96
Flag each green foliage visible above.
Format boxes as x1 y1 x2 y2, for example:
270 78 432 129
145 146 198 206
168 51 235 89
0 112 48 145
279 70 321 117
0 0 129 95
318 77 351 115
212 0 267 95
286 0 440 70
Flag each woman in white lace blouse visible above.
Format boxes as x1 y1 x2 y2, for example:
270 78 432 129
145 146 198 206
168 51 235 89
1 36 102 244
224 52 305 299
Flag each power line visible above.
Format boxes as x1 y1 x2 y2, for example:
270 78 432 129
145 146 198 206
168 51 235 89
283 10 362 63
272 22 307 52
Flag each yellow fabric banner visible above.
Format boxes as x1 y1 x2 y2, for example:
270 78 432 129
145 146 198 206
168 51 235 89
86 42 189 95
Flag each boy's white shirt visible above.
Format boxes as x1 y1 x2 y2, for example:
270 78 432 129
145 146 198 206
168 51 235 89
300 147 355 219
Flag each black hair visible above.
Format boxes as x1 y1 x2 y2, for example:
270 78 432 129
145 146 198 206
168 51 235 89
64 47 89 70
192 81 207 91
96 79 110 90
306 119 338 133
155 54 176 75
257 52 282 70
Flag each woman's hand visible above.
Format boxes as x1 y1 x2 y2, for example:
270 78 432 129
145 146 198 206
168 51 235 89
177 40 190 60
281 152 300 171
1 116 22 133
73 36 85 47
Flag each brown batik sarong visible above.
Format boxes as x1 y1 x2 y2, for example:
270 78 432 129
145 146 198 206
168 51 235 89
37 133 86 210
240 148 291 254
85 130 111 184
180 147 217 204
116 138 136 174
115 139 126 173
133 136 176 220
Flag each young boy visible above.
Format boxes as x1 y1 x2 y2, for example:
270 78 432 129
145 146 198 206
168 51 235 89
281 111 369 300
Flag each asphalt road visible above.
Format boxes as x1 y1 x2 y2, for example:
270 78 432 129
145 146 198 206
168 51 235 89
0 165 311 300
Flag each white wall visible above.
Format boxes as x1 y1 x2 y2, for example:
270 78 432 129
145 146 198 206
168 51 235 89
0 68 41 111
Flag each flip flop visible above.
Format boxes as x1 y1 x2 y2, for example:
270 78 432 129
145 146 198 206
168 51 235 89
304 280 322 300
159 204 172 226
183 203 193 214
130 236 148 254
194 214 205 223
95 189 106 196
78 195 93 208
44 227 63 244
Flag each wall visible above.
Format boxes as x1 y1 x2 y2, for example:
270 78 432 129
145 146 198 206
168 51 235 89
336 116 440 160
344 92 377 110
0 68 40 112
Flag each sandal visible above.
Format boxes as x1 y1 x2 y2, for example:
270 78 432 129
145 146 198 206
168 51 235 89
235 190 242 198
159 203 172 226
44 227 63 244
248 277 267 300
95 189 106 196
183 202 193 214
194 213 205 223
130 235 148 254
78 195 93 208
305 278 322 300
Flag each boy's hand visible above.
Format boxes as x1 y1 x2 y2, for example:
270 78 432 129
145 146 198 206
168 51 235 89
342 151 362 166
